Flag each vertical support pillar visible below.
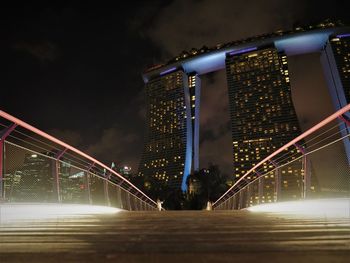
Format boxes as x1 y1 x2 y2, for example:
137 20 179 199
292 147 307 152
270 159 280 202
233 195 237 210
103 168 111 207
258 177 264 204
186 73 201 173
53 149 67 203
52 159 61 202
85 163 94 204
0 140 3 200
193 74 201 171
104 179 110 206
302 155 311 199
255 171 263 204
127 191 132 211
0 124 17 201
84 172 92 204
275 168 281 202
246 186 251 207
239 190 244 209
294 143 309 199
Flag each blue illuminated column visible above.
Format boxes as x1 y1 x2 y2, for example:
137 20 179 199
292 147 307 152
194 75 201 171
188 73 201 171
182 74 193 191
321 34 350 164
181 72 201 191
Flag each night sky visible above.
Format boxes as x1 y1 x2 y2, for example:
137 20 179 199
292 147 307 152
2 1 350 177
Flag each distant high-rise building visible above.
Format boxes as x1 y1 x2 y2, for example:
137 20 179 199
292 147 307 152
138 69 200 190
225 45 304 202
16 153 53 201
321 33 350 164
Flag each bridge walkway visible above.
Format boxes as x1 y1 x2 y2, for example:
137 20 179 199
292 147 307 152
1 210 349 262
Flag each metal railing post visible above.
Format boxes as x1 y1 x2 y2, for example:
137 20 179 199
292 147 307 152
85 163 94 204
104 179 110 206
0 124 17 200
255 171 264 204
302 155 311 199
0 140 3 200
270 160 281 202
246 186 250 207
275 169 281 202
52 149 67 203
294 143 310 199
258 177 264 204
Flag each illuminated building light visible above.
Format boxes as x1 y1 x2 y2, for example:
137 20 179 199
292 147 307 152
160 67 177 76
247 198 350 219
69 171 85 178
336 33 350 38
229 47 257 56
248 53 258 58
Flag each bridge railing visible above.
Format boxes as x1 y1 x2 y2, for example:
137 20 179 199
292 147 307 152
0 110 158 211
213 104 350 210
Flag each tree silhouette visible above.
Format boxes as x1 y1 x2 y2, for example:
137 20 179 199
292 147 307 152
186 164 229 210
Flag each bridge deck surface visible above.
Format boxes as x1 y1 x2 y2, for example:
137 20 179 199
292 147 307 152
1 210 349 262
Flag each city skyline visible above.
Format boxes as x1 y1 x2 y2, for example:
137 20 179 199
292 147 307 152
2 3 350 178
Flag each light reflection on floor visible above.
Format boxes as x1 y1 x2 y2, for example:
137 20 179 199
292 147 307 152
0 203 121 224
246 198 350 219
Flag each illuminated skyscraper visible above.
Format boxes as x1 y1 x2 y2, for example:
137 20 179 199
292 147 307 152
138 68 200 190
140 22 350 196
225 45 304 201
16 153 53 201
321 34 350 163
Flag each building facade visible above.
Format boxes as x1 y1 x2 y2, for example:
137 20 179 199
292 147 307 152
138 69 200 191
225 45 304 202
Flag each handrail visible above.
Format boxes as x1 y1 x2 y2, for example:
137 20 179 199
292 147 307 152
0 110 157 207
213 103 350 208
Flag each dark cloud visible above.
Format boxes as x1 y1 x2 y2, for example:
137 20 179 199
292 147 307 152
86 127 141 170
199 71 231 173
48 129 83 147
147 0 307 59
48 125 142 173
200 130 232 175
13 41 59 62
